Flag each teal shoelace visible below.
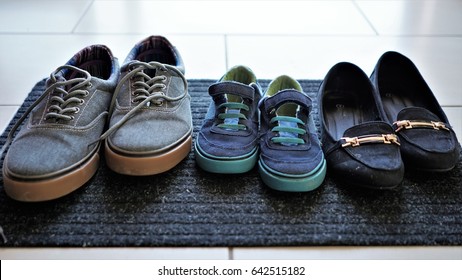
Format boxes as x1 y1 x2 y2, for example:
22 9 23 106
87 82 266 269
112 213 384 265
270 116 306 145
216 102 249 131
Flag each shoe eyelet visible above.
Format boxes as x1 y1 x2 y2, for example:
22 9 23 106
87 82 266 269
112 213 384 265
80 99 85 104
74 107 80 114
155 100 164 106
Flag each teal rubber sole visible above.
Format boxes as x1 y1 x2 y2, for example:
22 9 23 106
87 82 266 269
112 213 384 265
258 159 327 192
194 141 258 174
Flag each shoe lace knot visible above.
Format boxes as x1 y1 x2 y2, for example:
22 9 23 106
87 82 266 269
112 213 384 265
99 61 188 141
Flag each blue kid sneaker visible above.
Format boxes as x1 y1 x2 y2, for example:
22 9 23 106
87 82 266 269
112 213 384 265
258 75 326 192
195 65 262 174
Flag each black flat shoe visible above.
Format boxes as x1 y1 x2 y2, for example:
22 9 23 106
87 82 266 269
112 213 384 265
318 62 404 189
371 51 460 172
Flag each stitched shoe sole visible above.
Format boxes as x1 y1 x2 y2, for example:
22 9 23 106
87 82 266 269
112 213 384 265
258 159 327 192
194 141 258 174
105 134 192 176
3 148 100 202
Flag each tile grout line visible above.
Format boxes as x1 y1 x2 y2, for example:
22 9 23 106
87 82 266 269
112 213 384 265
71 0 95 34
1 32 460 38
224 34 229 70
352 0 379 36
228 247 234 260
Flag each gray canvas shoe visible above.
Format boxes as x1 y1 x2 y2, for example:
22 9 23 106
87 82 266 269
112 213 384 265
1 45 119 202
102 36 192 176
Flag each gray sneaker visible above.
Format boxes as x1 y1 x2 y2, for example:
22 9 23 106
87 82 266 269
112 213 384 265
102 36 192 175
1 45 119 202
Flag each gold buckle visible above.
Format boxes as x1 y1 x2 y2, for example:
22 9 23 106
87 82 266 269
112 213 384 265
342 137 360 147
393 120 412 131
341 134 400 147
394 120 449 132
431 121 450 131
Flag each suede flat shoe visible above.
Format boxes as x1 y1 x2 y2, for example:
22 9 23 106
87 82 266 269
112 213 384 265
371 51 460 172
318 62 404 189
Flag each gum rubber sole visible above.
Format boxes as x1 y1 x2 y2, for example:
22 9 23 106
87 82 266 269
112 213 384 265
105 135 192 176
194 141 258 174
3 149 100 202
258 159 327 192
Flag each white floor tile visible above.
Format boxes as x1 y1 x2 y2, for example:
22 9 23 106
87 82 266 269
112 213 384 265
443 107 462 140
0 106 18 135
0 34 225 104
356 0 462 35
227 35 462 106
166 35 227 78
233 246 462 260
0 247 229 260
75 1 374 35
0 0 92 33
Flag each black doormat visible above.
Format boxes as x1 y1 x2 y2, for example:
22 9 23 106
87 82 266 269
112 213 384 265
0 79 461 247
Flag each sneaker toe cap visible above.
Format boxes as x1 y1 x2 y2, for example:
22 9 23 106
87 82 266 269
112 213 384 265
108 118 192 154
5 134 93 178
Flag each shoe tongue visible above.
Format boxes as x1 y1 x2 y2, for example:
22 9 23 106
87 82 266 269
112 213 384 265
46 69 81 93
120 61 132 72
396 107 441 122
121 60 158 76
343 121 394 137
209 81 255 100
262 89 312 113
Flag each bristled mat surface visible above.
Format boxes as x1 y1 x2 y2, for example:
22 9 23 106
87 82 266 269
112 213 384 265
0 79 461 247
